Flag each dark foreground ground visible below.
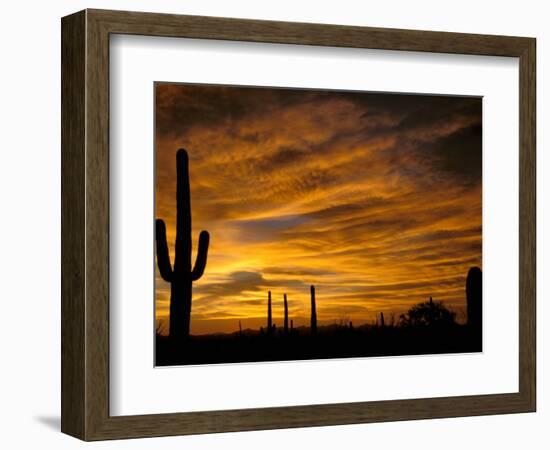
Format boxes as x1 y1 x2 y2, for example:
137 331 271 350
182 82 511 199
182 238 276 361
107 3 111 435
155 324 482 366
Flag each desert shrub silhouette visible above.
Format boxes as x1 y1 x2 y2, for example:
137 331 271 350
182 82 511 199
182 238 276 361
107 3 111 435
399 297 456 328
155 149 210 340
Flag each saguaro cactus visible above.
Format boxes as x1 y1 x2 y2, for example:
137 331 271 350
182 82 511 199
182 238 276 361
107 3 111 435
156 149 210 340
267 291 273 334
466 267 482 328
380 312 385 327
283 293 289 335
310 285 317 335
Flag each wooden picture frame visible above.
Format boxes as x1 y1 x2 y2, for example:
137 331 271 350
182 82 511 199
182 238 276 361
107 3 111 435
61 9 536 441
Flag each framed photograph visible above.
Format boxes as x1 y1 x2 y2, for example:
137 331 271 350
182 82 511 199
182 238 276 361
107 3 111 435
61 9 536 440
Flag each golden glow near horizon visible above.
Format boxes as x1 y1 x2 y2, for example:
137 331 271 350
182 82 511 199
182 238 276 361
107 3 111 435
155 84 482 335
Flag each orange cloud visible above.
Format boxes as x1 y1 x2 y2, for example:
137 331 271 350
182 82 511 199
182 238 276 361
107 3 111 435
155 84 482 335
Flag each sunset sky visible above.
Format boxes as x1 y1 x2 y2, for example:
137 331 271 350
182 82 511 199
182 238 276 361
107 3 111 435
155 83 482 336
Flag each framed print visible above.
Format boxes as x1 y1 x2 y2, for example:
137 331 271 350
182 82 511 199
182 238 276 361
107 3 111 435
61 9 536 440
152 84 484 366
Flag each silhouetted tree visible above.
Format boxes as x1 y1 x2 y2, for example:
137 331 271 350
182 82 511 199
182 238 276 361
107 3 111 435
310 285 317 335
466 267 482 329
156 149 210 340
399 298 456 328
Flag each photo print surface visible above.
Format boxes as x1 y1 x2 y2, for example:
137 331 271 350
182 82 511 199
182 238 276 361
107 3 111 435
154 83 482 366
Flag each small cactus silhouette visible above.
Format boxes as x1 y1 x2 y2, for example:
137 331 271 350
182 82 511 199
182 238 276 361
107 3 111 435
380 312 385 327
466 267 482 328
310 285 317 335
156 149 209 339
290 319 294 333
267 290 273 334
283 293 289 335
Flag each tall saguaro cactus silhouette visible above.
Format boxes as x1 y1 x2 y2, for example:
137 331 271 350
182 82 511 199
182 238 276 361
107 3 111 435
466 266 482 329
156 149 210 340
310 285 317 335
283 293 289 335
267 291 273 334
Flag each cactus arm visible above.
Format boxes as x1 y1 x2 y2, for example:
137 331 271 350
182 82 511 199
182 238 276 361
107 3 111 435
155 219 173 282
191 230 210 281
